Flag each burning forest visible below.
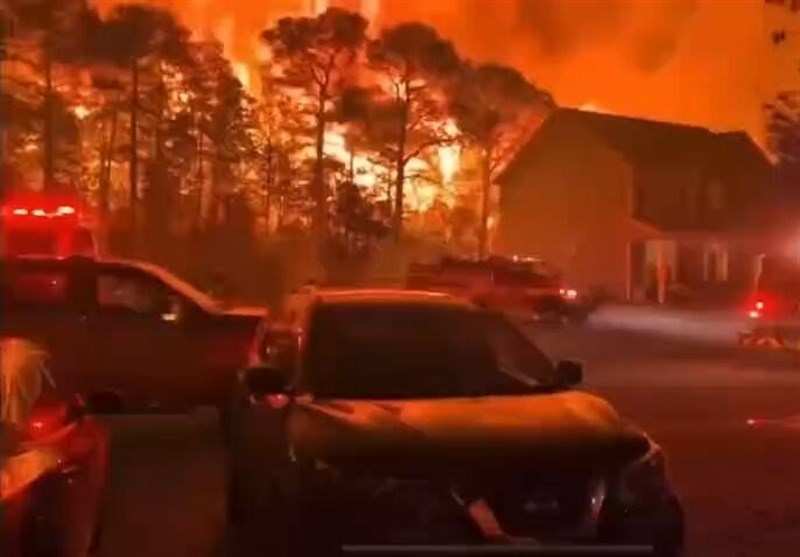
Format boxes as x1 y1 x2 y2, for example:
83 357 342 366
1 0 795 295
0 0 553 288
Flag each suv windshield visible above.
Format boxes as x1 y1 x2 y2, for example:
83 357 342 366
306 303 555 399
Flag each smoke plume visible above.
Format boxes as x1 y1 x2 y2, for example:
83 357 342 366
93 0 771 142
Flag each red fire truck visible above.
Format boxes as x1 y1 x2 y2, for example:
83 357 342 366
0 190 99 257
407 255 596 323
739 243 800 351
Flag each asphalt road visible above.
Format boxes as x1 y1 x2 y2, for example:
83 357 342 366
95 324 800 557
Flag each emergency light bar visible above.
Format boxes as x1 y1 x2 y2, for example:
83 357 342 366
3 205 78 218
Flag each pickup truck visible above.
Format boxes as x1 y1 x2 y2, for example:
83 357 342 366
0 255 265 412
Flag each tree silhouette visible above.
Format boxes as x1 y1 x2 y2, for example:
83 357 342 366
92 4 189 229
4 0 96 188
367 22 462 241
261 7 368 240
766 92 800 213
452 63 554 256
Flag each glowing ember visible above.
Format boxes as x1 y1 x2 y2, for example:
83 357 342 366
233 62 250 90
579 102 612 114
73 105 91 120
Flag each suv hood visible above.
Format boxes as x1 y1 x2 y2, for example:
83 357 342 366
289 391 650 476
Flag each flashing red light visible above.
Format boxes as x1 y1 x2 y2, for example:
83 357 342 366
5 205 78 218
749 299 766 319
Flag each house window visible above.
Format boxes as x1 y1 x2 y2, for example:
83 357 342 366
707 180 725 212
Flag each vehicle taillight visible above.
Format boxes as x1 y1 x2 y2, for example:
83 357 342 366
57 205 76 215
560 287 579 301
11 208 29 216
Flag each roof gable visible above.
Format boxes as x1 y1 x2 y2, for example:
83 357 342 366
498 108 771 183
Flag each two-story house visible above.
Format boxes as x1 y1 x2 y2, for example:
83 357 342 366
495 109 777 303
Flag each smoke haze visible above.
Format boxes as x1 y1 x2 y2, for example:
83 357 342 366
93 0 776 143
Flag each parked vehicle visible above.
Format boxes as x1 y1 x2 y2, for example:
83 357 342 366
1 337 108 557
0 255 264 412
227 288 684 556
738 252 800 351
1 191 99 258
407 255 595 324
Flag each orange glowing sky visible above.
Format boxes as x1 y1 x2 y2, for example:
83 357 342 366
93 0 800 145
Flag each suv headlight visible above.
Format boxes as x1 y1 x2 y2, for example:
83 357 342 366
616 442 669 507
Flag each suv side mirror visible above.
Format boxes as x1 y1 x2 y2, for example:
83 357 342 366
555 360 583 387
244 365 288 397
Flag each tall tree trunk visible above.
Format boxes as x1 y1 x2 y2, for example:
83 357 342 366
264 138 274 234
0 45 6 199
129 58 139 230
477 147 492 258
195 120 204 232
313 94 327 239
392 98 409 243
99 109 118 217
43 35 54 189
347 148 356 254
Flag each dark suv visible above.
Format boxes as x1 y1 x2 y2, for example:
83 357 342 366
1 255 264 412
227 288 684 556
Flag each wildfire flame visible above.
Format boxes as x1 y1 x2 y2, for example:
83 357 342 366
437 120 461 185
579 101 612 114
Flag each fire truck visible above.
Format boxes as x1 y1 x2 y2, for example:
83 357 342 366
738 242 800 351
407 255 596 323
0 190 100 257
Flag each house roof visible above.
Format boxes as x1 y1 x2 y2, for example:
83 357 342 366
498 108 770 184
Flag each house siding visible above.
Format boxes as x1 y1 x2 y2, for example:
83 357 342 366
497 119 634 298
634 161 706 230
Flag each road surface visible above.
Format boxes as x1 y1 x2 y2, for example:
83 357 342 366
95 323 800 557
